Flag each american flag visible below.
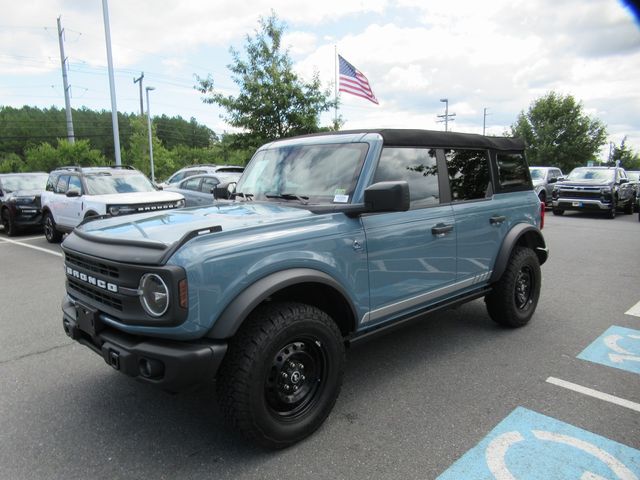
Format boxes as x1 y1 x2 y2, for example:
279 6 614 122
338 55 379 105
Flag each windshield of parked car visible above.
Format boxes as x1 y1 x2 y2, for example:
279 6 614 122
529 168 546 180
234 143 368 204
1 174 48 192
84 172 156 195
567 168 614 182
627 171 639 182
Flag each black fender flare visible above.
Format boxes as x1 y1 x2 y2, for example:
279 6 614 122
490 224 548 283
206 268 357 339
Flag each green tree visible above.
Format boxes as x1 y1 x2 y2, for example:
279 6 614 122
510 92 607 171
609 136 640 170
196 12 336 149
122 116 174 181
24 139 105 172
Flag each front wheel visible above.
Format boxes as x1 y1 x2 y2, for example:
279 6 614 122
624 197 634 215
485 247 541 328
43 212 63 243
1 208 18 236
217 302 345 449
552 208 564 216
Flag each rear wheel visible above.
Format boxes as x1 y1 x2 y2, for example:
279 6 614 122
1 208 18 236
624 197 634 215
485 247 541 328
217 302 345 449
43 212 63 243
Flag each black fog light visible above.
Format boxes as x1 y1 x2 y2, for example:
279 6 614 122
139 273 170 317
139 358 165 379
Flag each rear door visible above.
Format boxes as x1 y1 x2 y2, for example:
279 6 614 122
361 146 456 327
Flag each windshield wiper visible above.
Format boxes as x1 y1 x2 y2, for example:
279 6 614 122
265 193 309 204
230 192 254 200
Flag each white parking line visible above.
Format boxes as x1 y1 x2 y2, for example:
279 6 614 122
546 377 640 413
625 300 640 318
0 236 62 257
6 235 44 242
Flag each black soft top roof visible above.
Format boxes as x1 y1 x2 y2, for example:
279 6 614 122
296 129 524 151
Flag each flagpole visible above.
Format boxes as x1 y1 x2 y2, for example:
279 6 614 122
334 45 338 128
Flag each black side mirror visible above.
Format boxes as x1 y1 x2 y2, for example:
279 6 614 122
213 181 236 200
364 181 410 213
619 178 629 184
548 177 557 184
66 189 81 198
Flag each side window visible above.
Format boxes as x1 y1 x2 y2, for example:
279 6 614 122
68 175 82 193
46 175 57 192
373 147 439 209
55 175 70 194
201 177 219 193
169 172 184 184
181 177 202 191
445 149 491 201
495 153 531 191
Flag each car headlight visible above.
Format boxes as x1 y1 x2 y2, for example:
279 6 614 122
600 186 612 194
176 199 185 208
139 273 170 317
108 205 137 216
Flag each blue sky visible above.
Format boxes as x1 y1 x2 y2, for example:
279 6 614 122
1 0 639 161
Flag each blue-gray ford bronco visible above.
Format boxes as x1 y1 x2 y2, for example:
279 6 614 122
61 129 547 448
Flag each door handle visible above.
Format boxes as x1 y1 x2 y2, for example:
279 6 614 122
432 224 453 237
490 215 506 225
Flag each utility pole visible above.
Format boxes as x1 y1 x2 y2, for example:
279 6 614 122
102 0 122 166
133 72 144 116
146 86 156 182
56 16 75 144
483 107 490 136
437 98 456 132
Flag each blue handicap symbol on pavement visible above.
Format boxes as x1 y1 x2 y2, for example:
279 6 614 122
578 325 640 375
437 407 640 479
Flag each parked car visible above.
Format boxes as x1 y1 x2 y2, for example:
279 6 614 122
165 172 242 207
59 129 546 448
159 164 244 189
40 166 185 243
626 170 639 211
0 172 49 236
551 166 634 218
529 166 564 206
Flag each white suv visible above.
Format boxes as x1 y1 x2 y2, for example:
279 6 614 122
41 166 185 243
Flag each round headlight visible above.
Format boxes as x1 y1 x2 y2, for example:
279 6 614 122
108 206 120 216
139 273 169 317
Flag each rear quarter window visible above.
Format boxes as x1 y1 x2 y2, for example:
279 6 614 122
495 153 532 192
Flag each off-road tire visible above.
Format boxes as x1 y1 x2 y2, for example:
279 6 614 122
43 211 63 243
552 208 564 216
1 208 18 236
485 247 541 328
217 301 345 449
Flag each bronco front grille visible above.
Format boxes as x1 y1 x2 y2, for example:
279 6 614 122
68 278 123 311
133 202 179 213
65 252 119 279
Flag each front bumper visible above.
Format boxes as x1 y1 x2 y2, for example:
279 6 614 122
10 205 43 227
552 198 612 211
62 296 227 392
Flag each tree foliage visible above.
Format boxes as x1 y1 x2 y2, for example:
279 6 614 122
196 13 336 149
609 136 640 170
24 140 106 173
510 92 607 171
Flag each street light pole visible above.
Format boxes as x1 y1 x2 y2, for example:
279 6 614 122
102 0 122 166
145 86 156 183
437 98 456 132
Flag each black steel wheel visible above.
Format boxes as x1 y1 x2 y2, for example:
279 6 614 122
1 208 18 236
486 247 541 328
43 211 63 243
217 302 345 449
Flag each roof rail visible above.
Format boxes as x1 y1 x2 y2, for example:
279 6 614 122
105 164 136 170
54 165 82 172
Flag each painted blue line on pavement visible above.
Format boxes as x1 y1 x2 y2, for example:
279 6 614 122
578 325 640 375
437 407 640 479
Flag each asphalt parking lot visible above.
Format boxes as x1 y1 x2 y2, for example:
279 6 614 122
1 212 639 479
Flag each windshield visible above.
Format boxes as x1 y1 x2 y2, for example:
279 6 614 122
529 168 545 180
627 172 639 182
1 174 48 192
84 173 156 195
234 143 368 204
567 168 614 182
